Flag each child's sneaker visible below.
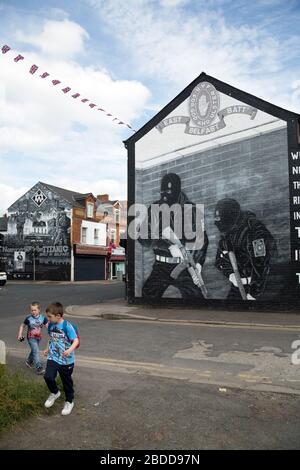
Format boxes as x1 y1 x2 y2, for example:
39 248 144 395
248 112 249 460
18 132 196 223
61 401 74 416
44 391 61 408
25 360 33 368
36 367 45 375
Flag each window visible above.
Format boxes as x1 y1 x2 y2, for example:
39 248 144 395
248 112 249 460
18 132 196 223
87 203 94 218
114 208 120 224
94 229 99 243
81 227 87 244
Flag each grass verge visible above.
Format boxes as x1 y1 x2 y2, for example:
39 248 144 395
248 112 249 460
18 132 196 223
0 364 46 434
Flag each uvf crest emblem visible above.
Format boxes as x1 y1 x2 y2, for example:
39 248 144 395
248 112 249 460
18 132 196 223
32 189 47 207
190 82 220 128
156 80 257 135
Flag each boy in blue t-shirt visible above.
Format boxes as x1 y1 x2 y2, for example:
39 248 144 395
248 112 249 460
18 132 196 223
43 302 79 416
17 301 48 375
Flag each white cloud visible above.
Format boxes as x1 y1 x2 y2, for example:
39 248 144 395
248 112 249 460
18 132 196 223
0 17 150 213
87 0 300 112
160 0 187 6
73 179 127 201
1 183 28 215
16 19 89 60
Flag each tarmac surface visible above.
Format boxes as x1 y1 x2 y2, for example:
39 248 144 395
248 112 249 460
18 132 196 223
1 295 300 450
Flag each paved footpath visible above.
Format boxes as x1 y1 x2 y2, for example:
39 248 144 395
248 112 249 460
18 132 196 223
65 299 300 326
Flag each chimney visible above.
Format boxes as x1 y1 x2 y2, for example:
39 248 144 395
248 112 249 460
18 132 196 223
97 194 109 202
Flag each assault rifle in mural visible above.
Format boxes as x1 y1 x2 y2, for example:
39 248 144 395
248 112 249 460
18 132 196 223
162 227 208 299
227 246 247 301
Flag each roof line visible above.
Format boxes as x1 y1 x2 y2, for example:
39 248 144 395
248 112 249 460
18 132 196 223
124 71 300 146
7 181 41 211
40 181 81 208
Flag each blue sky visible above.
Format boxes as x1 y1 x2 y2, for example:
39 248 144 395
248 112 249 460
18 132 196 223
1 0 300 214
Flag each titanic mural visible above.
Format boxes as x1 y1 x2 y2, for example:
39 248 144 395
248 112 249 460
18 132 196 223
1 183 71 280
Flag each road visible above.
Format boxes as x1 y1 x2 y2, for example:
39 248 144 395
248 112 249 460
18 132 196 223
0 281 124 318
1 283 300 449
2 283 299 395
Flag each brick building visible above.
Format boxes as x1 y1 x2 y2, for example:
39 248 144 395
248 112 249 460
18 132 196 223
125 72 300 309
96 195 126 280
71 190 107 281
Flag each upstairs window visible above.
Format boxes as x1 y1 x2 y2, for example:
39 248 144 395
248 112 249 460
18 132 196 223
87 203 94 218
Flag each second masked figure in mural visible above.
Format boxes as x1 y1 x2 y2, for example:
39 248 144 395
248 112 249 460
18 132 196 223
214 198 276 300
139 173 209 301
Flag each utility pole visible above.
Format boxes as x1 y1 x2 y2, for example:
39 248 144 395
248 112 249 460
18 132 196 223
30 247 37 281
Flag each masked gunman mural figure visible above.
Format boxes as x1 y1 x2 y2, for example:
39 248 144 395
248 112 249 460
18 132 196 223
54 208 71 246
214 198 276 300
138 173 209 301
16 211 26 240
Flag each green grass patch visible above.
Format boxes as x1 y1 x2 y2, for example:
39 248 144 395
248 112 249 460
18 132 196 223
0 364 47 434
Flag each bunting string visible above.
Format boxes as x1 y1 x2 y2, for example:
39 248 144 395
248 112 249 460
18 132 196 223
1 44 136 132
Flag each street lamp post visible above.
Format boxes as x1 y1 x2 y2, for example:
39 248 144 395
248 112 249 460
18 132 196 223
33 250 35 282
29 246 38 281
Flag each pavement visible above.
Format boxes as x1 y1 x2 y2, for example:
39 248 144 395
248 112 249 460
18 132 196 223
6 280 117 285
65 298 300 328
2 355 300 450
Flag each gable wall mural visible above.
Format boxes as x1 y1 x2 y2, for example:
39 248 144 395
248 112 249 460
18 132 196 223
128 77 298 307
0 183 71 280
